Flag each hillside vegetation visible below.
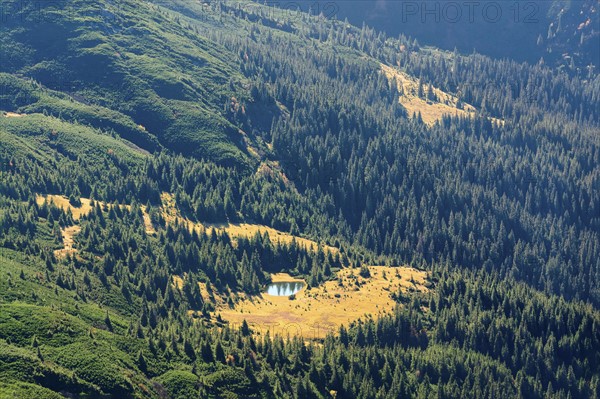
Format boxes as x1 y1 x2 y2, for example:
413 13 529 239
285 0 600 71
0 0 250 165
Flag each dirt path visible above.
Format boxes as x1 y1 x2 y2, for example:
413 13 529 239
141 206 156 235
54 225 81 258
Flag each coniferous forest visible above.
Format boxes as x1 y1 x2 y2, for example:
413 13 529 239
0 1 599 398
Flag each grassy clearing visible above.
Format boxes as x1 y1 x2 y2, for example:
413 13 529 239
215 266 428 339
34 195 156 259
381 64 504 126
35 194 155 235
270 273 305 283
160 193 335 254
205 223 338 254
141 210 156 235
172 275 184 290
36 192 330 259
36 195 93 220
54 226 81 259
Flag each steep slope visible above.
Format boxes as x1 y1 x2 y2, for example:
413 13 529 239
0 0 251 166
0 1 599 398
286 0 600 71
380 63 504 126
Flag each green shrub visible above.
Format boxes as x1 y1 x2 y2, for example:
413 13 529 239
154 370 199 399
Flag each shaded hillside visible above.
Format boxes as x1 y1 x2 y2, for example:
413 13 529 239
284 0 599 72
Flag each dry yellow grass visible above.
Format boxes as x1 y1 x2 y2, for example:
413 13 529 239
36 195 93 220
140 205 156 234
205 223 338 254
36 192 329 251
54 225 81 258
40 196 426 340
4 112 26 118
172 275 184 290
36 194 156 234
35 195 87 257
159 192 180 224
216 266 428 339
160 192 335 254
270 273 305 283
381 64 504 127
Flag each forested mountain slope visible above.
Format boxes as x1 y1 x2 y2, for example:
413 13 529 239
284 0 600 72
0 0 599 398
159 0 600 304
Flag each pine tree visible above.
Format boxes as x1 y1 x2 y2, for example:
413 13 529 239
137 350 148 373
105 312 113 332
241 320 251 336
200 341 214 363
215 341 226 363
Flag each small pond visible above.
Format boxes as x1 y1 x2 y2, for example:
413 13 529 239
266 281 304 296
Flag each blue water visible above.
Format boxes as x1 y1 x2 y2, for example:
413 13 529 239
266 281 304 296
